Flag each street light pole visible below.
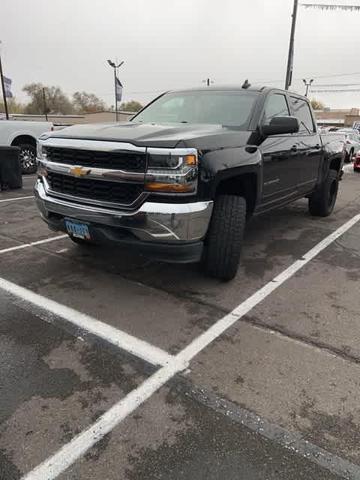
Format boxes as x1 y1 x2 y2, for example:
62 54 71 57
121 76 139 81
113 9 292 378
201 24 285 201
107 59 124 122
0 51 9 120
202 78 214 87
42 87 48 121
303 78 314 97
285 0 299 90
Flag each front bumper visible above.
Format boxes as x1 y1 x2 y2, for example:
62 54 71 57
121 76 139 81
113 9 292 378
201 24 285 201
34 179 213 262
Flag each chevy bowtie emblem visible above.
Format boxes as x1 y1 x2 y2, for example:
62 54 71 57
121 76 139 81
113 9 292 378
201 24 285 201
70 166 91 177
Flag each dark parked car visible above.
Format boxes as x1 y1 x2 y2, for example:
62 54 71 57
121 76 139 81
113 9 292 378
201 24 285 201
354 152 360 172
35 86 345 280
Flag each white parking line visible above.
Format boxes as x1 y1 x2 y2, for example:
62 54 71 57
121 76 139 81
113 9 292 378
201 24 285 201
21 362 183 480
0 276 174 368
0 195 34 203
343 163 354 173
177 212 360 363
17 211 360 480
0 235 67 255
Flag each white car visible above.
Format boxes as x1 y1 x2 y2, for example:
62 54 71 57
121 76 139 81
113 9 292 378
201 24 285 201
0 120 53 173
337 128 360 163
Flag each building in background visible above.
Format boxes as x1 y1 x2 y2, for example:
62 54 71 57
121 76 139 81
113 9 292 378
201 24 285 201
2 111 135 127
314 108 360 129
5 108 360 131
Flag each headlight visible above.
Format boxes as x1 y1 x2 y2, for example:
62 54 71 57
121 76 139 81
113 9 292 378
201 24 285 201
36 141 48 177
36 141 43 159
145 148 198 194
36 141 48 160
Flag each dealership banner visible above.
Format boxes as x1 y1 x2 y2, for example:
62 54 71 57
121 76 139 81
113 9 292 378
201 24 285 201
115 77 123 102
4 76 13 98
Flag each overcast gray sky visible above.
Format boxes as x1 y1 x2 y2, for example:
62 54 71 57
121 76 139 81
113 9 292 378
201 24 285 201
1 0 360 109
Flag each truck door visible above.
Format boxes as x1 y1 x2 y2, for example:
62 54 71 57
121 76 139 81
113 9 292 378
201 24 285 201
260 93 300 208
289 95 322 194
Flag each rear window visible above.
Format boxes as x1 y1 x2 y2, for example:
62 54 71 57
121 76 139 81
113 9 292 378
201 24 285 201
290 97 315 133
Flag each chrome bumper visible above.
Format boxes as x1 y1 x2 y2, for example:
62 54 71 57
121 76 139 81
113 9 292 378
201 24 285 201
34 179 213 243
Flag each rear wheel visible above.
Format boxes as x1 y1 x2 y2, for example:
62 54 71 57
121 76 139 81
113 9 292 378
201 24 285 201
345 148 354 163
308 170 339 217
19 143 37 174
202 195 246 281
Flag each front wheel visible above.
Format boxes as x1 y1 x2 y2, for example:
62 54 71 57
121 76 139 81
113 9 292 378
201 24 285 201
19 143 37 174
308 170 339 217
202 195 246 281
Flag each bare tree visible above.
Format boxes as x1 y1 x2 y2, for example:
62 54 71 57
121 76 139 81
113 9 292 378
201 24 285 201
23 83 74 115
120 100 143 112
310 98 325 110
73 91 106 113
0 98 25 114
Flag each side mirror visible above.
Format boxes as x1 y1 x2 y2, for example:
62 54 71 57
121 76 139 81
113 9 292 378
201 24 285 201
262 116 299 136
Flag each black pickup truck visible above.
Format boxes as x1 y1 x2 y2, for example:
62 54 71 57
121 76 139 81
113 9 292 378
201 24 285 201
35 86 345 280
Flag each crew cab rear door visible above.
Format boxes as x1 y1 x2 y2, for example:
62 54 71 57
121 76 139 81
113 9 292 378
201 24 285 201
289 95 322 193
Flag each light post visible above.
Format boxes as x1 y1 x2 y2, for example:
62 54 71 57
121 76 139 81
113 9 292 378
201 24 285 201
285 3 360 91
0 42 9 120
107 59 124 121
202 78 214 87
303 78 314 97
285 0 299 90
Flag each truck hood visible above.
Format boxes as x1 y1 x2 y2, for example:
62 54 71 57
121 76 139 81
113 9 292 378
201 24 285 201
48 122 252 150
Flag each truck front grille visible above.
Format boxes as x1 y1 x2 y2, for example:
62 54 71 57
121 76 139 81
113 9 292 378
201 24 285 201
47 172 143 206
45 147 146 172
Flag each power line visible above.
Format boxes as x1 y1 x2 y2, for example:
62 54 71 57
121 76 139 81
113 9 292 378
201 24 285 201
253 71 360 86
308 71 360 80
301 3 360 11
315 83 360 87
312 88 360 92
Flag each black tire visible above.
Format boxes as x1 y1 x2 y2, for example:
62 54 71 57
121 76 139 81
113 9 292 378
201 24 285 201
68 235 96 246
345 148 354 163
19 143 37 174
308 169 339 217
202 195 246 281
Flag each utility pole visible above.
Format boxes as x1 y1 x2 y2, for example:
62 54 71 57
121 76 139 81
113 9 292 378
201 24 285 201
42 88 48 121
285 0 299 90
107 59 124 121
0 51 9 120
303 78 314 97
202 78 214 87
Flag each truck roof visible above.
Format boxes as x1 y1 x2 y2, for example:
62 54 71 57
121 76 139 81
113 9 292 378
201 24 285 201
166 85 309 101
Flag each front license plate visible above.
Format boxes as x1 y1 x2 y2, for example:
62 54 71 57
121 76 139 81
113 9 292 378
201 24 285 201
65 219 91 239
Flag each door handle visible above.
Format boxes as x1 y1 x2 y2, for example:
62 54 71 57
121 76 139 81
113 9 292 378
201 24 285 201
290 145 298 152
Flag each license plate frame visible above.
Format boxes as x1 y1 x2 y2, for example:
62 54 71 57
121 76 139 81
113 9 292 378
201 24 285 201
65 219 91 240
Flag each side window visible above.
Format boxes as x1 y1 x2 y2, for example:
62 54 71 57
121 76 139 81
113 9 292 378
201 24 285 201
263 94 290 125
290 97 315 133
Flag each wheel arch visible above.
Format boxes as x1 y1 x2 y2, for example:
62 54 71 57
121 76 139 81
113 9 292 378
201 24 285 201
11 135 37 148
214 170 259 218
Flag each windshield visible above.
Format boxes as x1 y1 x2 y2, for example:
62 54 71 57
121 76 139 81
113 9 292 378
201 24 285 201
132 90 258 128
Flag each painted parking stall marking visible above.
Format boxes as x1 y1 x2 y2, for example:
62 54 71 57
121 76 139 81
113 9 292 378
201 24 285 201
0 195 34 203
0 276 174 368
12 211 360 480
0 234 67 255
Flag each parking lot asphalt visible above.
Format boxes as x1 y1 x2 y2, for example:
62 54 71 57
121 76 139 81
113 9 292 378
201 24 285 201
0 169 360 479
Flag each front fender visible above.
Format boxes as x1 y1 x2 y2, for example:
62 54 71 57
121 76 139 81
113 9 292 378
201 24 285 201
199 146 263 200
